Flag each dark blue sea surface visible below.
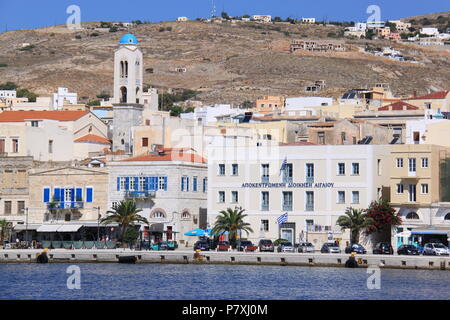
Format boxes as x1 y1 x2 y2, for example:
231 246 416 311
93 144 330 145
0 263 449 300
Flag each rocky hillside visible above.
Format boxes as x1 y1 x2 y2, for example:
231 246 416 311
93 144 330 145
0 20 449 105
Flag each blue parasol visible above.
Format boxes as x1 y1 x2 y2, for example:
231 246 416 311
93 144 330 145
184 228 208 236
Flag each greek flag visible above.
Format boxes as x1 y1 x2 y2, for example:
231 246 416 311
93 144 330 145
277 212 288 224
279 157 287 176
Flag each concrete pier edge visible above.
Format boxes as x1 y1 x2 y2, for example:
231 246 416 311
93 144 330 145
1 249 449 271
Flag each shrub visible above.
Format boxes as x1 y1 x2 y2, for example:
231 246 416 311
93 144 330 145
16 88 38 102
96 93 110 100
87 100 100 106
0 63 7 68
274 239 288 246
0 82 18 90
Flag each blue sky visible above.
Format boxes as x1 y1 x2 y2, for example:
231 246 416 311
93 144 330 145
0 0 448 31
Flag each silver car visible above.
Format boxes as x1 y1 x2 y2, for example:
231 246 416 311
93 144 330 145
423 243 449 256
277 242 295 253
297 242 315 253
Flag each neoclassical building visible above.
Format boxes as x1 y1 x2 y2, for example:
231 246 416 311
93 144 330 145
108 148 208 245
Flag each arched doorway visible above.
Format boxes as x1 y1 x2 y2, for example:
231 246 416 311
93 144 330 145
120 86 127 103
445 213 450 220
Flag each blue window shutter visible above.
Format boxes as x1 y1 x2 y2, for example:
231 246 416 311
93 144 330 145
193 177 197 192
76 188 82 201
60 189 65 202
117 177 121 191
43 188 50 203
164 177 168 191
125 177 130 190
53 188 60 201
134 177 139 190
149 177 154 191
144 177 149 190
153 177 159 191
86 187 93 203
186 177 189 192
71 188 75 201
181 177 184 191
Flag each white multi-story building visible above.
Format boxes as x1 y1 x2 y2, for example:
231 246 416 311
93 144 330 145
180 104 245 125
301 18 316 24
0 90 16 101
420 28 439 36
52 87 78 109
108 148 208 245
285 97 333 111
207 143 390 249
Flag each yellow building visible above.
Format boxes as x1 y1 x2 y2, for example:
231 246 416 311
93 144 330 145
254 96 285 114
404 90 450 112
390 144 450 248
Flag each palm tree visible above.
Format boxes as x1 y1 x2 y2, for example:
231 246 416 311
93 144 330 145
101 200 149 242
0 219 12 243
336 207 373 244
211 207 253 248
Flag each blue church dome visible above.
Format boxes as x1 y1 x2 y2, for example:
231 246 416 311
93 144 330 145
119 33 138 45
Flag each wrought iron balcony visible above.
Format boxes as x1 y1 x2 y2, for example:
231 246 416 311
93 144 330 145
261 204 269 211
282 204 293 211
261 176 269 183
305 203 314 211
306 176 314 184
125 190 156 199
47 201 84 210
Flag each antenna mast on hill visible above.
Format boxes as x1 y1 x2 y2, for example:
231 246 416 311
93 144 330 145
211 0 216 19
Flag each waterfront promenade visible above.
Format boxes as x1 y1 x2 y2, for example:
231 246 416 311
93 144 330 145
1 249 449 270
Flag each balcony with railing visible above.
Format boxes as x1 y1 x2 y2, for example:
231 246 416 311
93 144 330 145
261 203 269 211
306 176 314 184
305 203 314 211
261 176 269 183
47 201 84 210
125 190 156 199
282 203 293 211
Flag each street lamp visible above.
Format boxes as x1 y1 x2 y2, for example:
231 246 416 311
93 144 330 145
93 207 101 241
21 207 29 243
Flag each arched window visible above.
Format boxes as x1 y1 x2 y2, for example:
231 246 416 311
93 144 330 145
181 211 191 220
406 212 420 219
120 61 124 78
445 213 450 220
135 87 140 104
125 61 128 78
151 210 166 219
120 86 127 103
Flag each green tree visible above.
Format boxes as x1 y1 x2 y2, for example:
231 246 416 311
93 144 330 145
211 207 253 248
101 200 148 243
16 88 38 102
364 200 402 236
336 207 373 244
221 11 230 20
273 16 283 23
0 219 12 243
122 226 140 246
0 82 18 90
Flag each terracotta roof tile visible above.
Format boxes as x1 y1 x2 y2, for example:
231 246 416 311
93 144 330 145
74 134 110 144
123 150 206 164
0 110 89 122
378 101 419 111
408 90 449 100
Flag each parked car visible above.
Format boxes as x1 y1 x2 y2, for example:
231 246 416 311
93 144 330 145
216 241 231 252
258 239 274 252
238 240 258 252
277 241 295 253
321 242 341 253
297 242 315 253
373 242 394 255
194 240 210 251
397 244 420 255
345 243 367 254
423 243 449 256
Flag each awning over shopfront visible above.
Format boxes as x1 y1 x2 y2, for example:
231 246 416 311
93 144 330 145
57 224 83 232
411 229 450 235
37 224 62 232
13 224 40 231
